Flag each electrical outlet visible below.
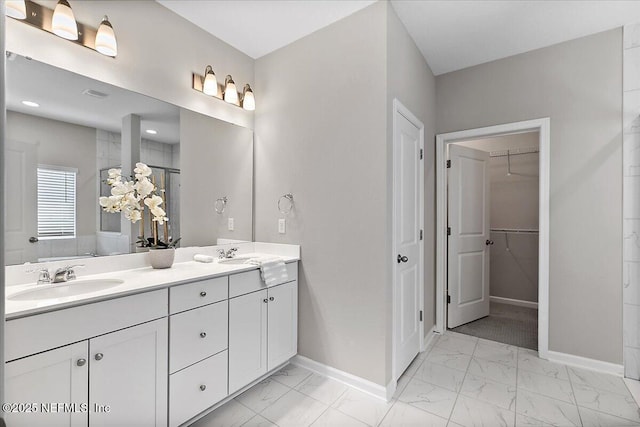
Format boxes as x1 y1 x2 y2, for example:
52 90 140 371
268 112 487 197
278 218 286 234
228 218 234 231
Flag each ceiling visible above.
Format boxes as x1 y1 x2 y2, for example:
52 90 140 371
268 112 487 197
158 0 640 75
6 54 180 144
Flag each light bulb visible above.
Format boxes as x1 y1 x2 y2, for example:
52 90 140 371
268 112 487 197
202 66 218 96
242 84 255 111
5 0 26 20
223 75 238 105
95 15 117 57
52 0 78 40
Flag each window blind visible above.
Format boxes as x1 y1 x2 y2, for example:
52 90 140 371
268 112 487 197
37 167 77 238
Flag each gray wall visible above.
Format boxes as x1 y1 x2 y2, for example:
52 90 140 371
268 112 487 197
437 29 623 363
180 109 253 246
6 111 97 238
386 2 437 379
255 2 389 385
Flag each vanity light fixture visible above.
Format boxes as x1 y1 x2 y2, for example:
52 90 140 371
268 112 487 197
202 65 218 96
5 0 27 20
5 0 118 58
241 84 255 111
95 15 117 57
52 0 78 40
223 75 238 105
22 100 40 108
145 129 158 135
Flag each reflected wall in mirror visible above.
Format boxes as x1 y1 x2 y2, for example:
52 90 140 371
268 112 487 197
5 54 254 265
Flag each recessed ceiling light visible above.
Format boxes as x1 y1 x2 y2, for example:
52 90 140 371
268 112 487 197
22 100 40 107
145 129 158 135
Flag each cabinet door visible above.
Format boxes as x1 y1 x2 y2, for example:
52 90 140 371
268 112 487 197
228 289 268 393
89 318 168 427
5 342 89 427
267 281 298 369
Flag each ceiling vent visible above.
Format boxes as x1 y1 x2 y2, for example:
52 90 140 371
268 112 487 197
82 89 109 99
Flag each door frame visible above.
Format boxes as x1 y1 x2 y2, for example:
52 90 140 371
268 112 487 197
391 98 425 381
435 118 550 359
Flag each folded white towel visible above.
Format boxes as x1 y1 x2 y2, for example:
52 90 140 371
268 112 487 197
193 254 214 263
248 257 289 286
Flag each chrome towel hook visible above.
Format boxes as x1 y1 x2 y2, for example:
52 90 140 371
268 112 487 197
278 193 294 215
215 196 228 214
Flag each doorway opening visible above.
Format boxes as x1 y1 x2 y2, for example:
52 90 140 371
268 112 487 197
435 118 550 358
448 132 539 349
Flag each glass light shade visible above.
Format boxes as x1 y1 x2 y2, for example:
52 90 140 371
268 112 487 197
5 0 26 19
223 75 238 105
95 16 117 57
242 84 255 111
202 66 218 96
52 0 78 40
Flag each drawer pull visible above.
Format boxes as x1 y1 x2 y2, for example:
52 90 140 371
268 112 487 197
200 291 207 297
263 298 268 303
76 358 86 367
269 296 274 301
94 353 104 361
200 384 207 391
200 332 207 338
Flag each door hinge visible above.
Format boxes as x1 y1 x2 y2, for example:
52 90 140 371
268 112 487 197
446 160 451 168
447 227 451 236
419 310 423 322
419 229 423 240
420 149 423 160
447 294 451 304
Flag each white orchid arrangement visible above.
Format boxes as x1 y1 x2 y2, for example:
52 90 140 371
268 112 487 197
99 163 175 248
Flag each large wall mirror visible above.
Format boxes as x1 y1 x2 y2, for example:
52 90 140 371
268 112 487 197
5 54 254 265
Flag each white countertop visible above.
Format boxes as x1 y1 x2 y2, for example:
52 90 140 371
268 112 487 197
5 253 298 320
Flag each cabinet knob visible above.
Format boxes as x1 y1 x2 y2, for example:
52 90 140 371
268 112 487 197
200 291 207 297
269 296 274 301
200 332 207 338
94 353 104 361
263 298 268 303
199 384 207 391
76 358 86 367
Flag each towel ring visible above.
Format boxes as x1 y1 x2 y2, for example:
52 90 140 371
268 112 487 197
215 197 228 214
278 193 294 215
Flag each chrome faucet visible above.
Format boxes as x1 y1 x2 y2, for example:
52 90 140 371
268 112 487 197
217 247 238 259
37 268 52 285
52 265 84 283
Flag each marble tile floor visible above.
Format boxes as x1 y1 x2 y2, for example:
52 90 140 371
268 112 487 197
191 331 640 427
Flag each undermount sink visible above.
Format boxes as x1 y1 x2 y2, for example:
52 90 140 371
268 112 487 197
217 256 254 265
8 279 125 301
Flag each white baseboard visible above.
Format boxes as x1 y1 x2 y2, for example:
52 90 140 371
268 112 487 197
490 296 538 309
421 328 439 352
291 355 389 401
546 350 624 377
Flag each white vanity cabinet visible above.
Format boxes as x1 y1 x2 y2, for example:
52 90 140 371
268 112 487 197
228 263 298 394
5 290 168 427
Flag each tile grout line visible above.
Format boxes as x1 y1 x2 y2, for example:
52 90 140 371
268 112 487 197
565 366 584 426
446 335 479 425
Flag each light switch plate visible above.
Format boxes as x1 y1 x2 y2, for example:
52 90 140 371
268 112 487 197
228 218 234 231
278 218 286 234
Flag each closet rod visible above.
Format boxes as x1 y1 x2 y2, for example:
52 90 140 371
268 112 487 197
489 147 539 158
490 228 539 234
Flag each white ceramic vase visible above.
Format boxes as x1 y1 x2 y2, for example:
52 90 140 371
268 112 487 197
148 247 175 269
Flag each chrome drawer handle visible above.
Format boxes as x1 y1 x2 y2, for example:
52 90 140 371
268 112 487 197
200 384 206 391
263 298 268 303
269 297 274 301
76 358 86 367
200 291 207 297
94 353 104 361
200 332 207 338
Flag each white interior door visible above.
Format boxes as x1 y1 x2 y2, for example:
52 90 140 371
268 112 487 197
5 140 38 264
393 108 423 379
447 144 490 328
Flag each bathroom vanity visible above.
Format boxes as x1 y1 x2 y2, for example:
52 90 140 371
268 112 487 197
4 249 299 427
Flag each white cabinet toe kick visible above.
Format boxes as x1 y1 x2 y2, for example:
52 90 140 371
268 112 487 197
5 261 299 427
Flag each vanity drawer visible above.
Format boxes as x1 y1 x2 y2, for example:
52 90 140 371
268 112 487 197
170 276 228 314
229 262 298 298
169 350 228 427
169 301 228 373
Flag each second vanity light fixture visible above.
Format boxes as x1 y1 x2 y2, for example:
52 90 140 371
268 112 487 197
193 66 256 111
5 0 118 57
